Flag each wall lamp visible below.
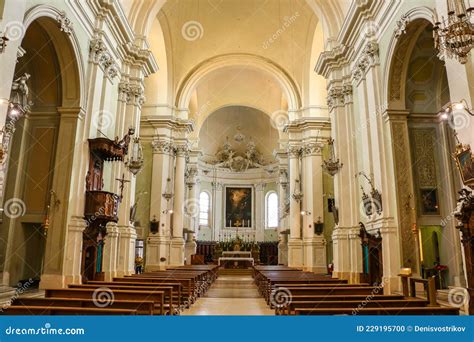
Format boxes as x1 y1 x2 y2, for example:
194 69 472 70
440 99 474 120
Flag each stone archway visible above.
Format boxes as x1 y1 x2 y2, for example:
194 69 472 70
0 8 85 288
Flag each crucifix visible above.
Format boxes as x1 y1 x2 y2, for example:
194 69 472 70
115 173 130 200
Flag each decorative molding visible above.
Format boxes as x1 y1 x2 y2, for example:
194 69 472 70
302 142 324 156
287 145 302 158
89 37 119 80
352 42 379 83
394 13 410 39
57 11 73 35
151 139 173 155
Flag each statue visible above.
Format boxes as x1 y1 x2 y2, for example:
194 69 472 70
10 73 32 112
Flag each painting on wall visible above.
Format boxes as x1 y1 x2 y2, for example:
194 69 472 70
225 187 252 228
420 188 439 215
454 146 474 187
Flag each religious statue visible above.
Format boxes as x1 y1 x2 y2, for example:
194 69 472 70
10 73 32 112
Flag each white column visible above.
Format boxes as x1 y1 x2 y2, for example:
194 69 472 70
184 168 198 264
302 143 327 273
103 222 119 281
145 138 173 271
212 182 223 241
287 145 303 267
169 143 187 265
255 183 265 241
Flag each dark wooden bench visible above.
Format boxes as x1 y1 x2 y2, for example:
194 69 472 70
10 297 154 315
45 288 165 315
294 306 460 315
1 306 137 315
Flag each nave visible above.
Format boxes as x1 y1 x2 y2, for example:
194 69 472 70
0 265 462 316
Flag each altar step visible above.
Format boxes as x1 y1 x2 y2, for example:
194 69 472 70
218 268 253 276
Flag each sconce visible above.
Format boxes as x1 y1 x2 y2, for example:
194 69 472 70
162 209 174 214
300 210 311 216
125 137 144 175
356 171 383 217
150 215 159 234
314 217 324 235
292 179 304 202
0 33 8 54
322 138 343 176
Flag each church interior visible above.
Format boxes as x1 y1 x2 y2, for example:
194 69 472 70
0 0 473 316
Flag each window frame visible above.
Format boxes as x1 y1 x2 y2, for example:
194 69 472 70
199 191 211 228
265 191 279 229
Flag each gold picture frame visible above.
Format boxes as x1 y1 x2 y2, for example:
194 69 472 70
454 144 474 187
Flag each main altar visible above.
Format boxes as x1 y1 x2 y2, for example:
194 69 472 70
215 235 259 268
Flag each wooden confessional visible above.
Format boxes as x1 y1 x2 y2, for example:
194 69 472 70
455 189 474 315
81 131 132 282
359 223 383 286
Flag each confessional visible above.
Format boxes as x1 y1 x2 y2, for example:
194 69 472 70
359 223 383 286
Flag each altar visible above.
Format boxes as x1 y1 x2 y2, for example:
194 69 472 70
218 251 254 268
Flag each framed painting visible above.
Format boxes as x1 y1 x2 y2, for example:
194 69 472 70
454 146 474 187
225 186 252 228
420 188 439 215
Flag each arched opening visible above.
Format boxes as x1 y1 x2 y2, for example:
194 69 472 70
0 15 82 287
387 18 462 287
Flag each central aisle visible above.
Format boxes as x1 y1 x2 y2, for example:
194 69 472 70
182 273 274 315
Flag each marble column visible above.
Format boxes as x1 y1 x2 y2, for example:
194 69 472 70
212 182 223 241
145 138 173 271
184 166 198 265
255 183 265 241
169 143 188 265
302 143 327 273
103 222 119 281
287 145 303 267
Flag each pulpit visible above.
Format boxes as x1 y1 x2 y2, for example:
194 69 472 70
81 130 132 282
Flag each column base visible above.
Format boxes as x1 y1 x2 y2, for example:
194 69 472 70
145 235 170 271
278 241 288 265
184 240 197 265
332 271 362 284
288 239 303 268
116 225 137 277
39 274 67 289
169 237 185 266
303 237 327 274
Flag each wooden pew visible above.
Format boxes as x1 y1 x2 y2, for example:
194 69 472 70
69 284 174 315
281 299 429 315
294 306 460 315
118 277 194 303
1 306 137 315
10 297 154 315
45 288 165 315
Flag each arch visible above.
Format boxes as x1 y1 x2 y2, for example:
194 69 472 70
384 7 437 109
176 53 302 115
22 5 85 109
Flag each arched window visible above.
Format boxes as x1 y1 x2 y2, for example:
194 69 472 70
265 192 278 228
199 192 210 227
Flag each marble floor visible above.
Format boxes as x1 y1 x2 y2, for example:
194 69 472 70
182 275 274 315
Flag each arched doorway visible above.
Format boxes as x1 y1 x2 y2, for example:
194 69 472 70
387 17 463 287
0 14 83 287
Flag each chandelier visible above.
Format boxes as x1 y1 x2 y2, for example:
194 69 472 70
433 0 474 64
322 138 343 176
125 137 144 175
